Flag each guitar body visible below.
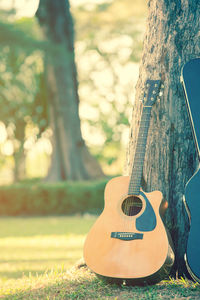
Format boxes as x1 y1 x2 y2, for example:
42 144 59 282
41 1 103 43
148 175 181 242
84 176 174 285
181 58 200 282
184 169 200 282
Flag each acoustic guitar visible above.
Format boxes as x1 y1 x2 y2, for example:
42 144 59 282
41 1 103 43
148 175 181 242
181 58 200 283
84 80 174 285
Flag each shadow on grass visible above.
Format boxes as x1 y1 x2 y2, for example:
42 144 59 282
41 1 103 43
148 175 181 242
2 267 200 300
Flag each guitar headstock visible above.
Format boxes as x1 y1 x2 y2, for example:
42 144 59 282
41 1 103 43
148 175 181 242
143 80 162 107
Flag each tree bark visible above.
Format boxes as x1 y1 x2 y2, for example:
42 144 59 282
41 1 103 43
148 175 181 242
128 0 200 276
36 0 104 181
13 119 26 181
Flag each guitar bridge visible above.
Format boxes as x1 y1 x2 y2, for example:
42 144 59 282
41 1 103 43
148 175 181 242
111 232 143 241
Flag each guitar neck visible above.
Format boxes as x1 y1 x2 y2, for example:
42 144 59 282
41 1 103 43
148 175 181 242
128 105 152 195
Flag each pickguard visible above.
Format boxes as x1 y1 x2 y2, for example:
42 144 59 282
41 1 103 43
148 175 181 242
136 191 157 232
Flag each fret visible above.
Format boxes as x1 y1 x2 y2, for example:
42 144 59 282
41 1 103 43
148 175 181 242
135 150 147 153
135 151 145 156
130 173 142 176
134 156 145 159
136 144 147 147
128 186 140 189
129 185 140 188
134 151 146 154
139 122 149 125
137 138 148 141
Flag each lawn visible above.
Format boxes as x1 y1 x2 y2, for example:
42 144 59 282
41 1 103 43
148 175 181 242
0 216 200 299
0 215 96 298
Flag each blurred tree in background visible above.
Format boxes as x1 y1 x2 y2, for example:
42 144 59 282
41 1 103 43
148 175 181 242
36 0 104 181
0 0 146 183
0 13 48 182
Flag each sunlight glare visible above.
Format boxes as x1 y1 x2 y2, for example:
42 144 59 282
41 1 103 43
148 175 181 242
1 140 14 156
79 102 99 121
0 122 7 143
0 0 39 17
0 0 112 17
81 122 106 146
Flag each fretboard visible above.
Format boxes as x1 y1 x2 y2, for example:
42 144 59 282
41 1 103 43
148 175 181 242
128 106 152 195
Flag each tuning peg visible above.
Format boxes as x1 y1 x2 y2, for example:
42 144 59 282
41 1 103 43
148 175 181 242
159 91 163 97
161 84 164 89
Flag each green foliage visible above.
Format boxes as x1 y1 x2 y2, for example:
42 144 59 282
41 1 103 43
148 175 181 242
0 16 48 130
0 11 52 180
73 0 147 172
0 179 109 216
0 15 48 50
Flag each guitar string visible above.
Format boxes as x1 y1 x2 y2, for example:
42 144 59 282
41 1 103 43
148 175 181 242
124 107 152 233
124 107 144 233
124 106 143 232
124 106 144 233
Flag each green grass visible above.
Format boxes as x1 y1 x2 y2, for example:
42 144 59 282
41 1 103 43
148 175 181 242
0 215 96 297
0 216 200 299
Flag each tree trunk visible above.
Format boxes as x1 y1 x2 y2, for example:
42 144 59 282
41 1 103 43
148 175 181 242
128 0 200 276
36 0 104 181
13 119 26 181
13 144 26 181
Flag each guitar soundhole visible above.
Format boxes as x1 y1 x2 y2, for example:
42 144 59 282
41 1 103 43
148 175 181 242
121 195 143 216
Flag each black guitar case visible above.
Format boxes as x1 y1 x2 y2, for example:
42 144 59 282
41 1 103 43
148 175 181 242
181 58 200 283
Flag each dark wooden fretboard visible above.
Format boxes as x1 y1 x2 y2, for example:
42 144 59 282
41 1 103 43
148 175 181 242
128 105 152 195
